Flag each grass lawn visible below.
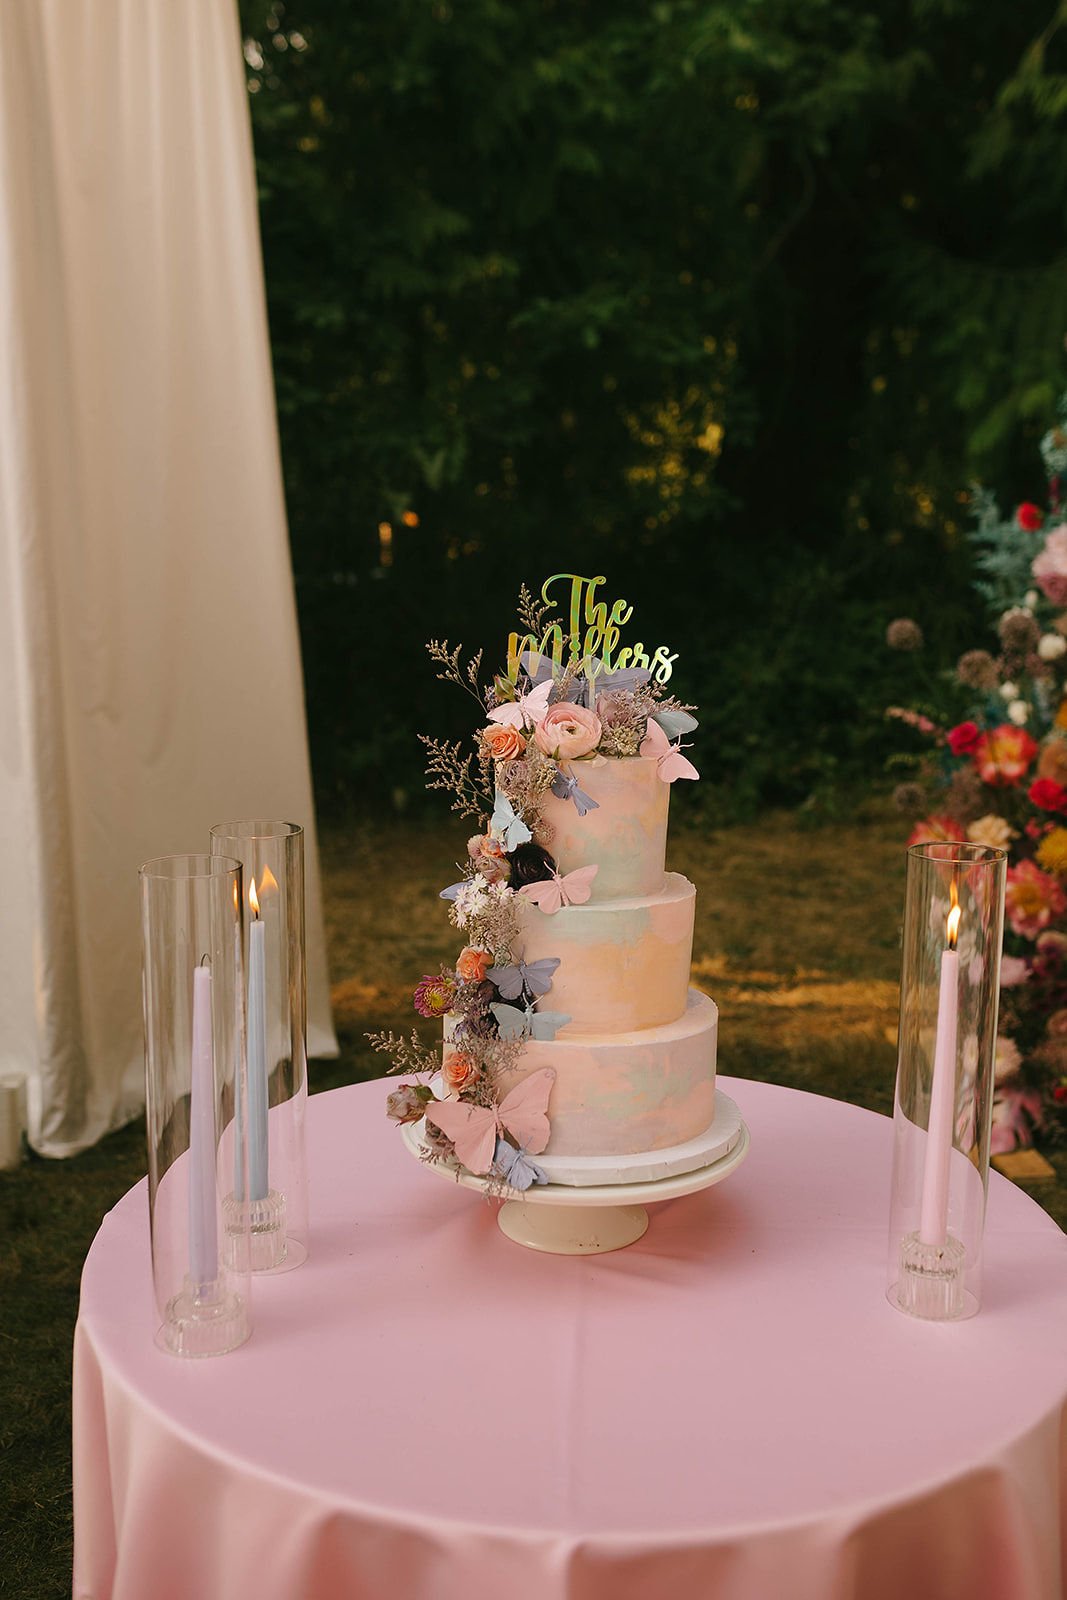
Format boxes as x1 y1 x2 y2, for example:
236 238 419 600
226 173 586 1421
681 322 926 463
3 805 1064 1598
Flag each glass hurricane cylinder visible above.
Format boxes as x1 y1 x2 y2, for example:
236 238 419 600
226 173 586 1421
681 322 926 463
887 841 1007 1320
210 821 308 1271
140 855 252 1356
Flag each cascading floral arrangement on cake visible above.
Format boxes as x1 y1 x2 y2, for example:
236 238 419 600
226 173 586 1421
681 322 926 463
370 573 719 1191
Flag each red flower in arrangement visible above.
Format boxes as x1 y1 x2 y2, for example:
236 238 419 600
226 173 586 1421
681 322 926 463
907 815 966 846
1017 502 1044 532
972 724 1039 786
1004 860 1067 940
947 720 982 756
1029 778 1067 814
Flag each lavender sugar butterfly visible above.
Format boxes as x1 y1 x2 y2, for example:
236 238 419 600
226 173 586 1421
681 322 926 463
493 1138 548 1191
487 955 560 1001
551 767 599 816
490 1001 571 1041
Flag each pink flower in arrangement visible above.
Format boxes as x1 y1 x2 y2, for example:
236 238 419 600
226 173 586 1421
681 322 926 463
386 1084 430 1124
1004 859 1067 939
947 721 982 756
990 1086 1044 1154
886 706 941 738
972 724 1039 786
1032 525 1067 605
1029 777 1067 813
1033 930 1067 977
999 955 1031 988
534 701 603 760
1017 502 1044 533
455 946 492 983
907 816 966 847
413 973 456 1018
467 834 510 883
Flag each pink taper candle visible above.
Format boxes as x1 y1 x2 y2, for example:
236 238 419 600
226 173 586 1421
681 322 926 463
919 885 961 1249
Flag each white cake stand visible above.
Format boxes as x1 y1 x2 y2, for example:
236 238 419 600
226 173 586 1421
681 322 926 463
400 1100 750 1255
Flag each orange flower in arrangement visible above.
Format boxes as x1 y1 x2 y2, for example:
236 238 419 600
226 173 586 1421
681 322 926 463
455 946 492 983
972 725 1039 787
907 815 966 847
442 1050 479 1096
481 724 527 760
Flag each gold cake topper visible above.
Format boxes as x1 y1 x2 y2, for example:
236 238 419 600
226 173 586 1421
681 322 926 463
506 573 678 685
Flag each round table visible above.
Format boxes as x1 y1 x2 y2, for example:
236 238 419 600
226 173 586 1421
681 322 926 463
73 1076 1067 1600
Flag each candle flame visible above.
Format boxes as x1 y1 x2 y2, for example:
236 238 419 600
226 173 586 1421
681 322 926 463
947 881 961 949
249 877 260 918
258 864 279 898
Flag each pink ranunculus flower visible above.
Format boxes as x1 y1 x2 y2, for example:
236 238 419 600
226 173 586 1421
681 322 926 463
534 701 602 760
1032 524 1067 605
1004 859 1067 939
972 724 1038 786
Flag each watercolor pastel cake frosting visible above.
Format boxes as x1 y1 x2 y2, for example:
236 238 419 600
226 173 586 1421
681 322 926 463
374 574 718 1189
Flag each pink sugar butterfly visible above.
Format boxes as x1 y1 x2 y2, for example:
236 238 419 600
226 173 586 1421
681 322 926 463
487 678 553 730
424 1068 556 1175
519 863 598 915
640 718 699 783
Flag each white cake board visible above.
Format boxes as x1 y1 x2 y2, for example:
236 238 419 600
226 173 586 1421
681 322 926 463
535 1088 744 1186
400 1093 750 1255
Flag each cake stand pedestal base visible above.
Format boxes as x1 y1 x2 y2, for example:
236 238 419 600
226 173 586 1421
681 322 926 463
497 1199 649 1254
401 1095 750 1255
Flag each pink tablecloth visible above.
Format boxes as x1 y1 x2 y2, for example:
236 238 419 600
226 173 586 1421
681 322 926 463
73 1076 1067 1600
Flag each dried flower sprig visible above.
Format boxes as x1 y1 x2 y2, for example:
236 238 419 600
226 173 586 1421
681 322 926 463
515 582 557 642
419 735 494 822
426 639 489 714
366 1029 442 1078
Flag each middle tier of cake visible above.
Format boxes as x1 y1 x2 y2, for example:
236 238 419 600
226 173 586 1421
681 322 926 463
518 870 696 1033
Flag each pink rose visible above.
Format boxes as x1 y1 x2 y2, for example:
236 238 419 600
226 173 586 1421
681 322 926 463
1032 525 1067 605
534 701 602 760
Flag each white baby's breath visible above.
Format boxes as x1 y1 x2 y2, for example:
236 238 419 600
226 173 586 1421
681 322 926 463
1008 700 1030 726
1038 632 1067 661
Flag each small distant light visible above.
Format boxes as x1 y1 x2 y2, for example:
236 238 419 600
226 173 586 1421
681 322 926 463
401 510 419 527
378 522 394 567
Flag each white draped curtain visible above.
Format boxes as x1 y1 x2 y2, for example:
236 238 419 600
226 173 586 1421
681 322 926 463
0 0 337 1156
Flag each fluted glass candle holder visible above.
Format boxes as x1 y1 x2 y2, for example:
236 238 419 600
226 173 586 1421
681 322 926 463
887 841 1006 1320
140 855 252 1356
210 821 308 1272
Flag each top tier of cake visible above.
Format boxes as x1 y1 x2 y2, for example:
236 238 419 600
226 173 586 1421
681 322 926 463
534 754 670 900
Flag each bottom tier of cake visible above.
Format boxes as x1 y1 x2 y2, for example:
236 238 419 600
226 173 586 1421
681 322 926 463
494 987 718 1161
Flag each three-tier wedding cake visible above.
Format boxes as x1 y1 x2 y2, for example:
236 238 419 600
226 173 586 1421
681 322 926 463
374 574 723 1192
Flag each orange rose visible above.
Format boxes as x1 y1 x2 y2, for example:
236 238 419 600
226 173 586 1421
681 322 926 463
481 724 527 760
456 946 492 982
442 1050 478 1095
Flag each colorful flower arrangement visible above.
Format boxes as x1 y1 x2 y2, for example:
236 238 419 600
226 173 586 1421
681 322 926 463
887 396 1067 1151
371 577 700 1188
